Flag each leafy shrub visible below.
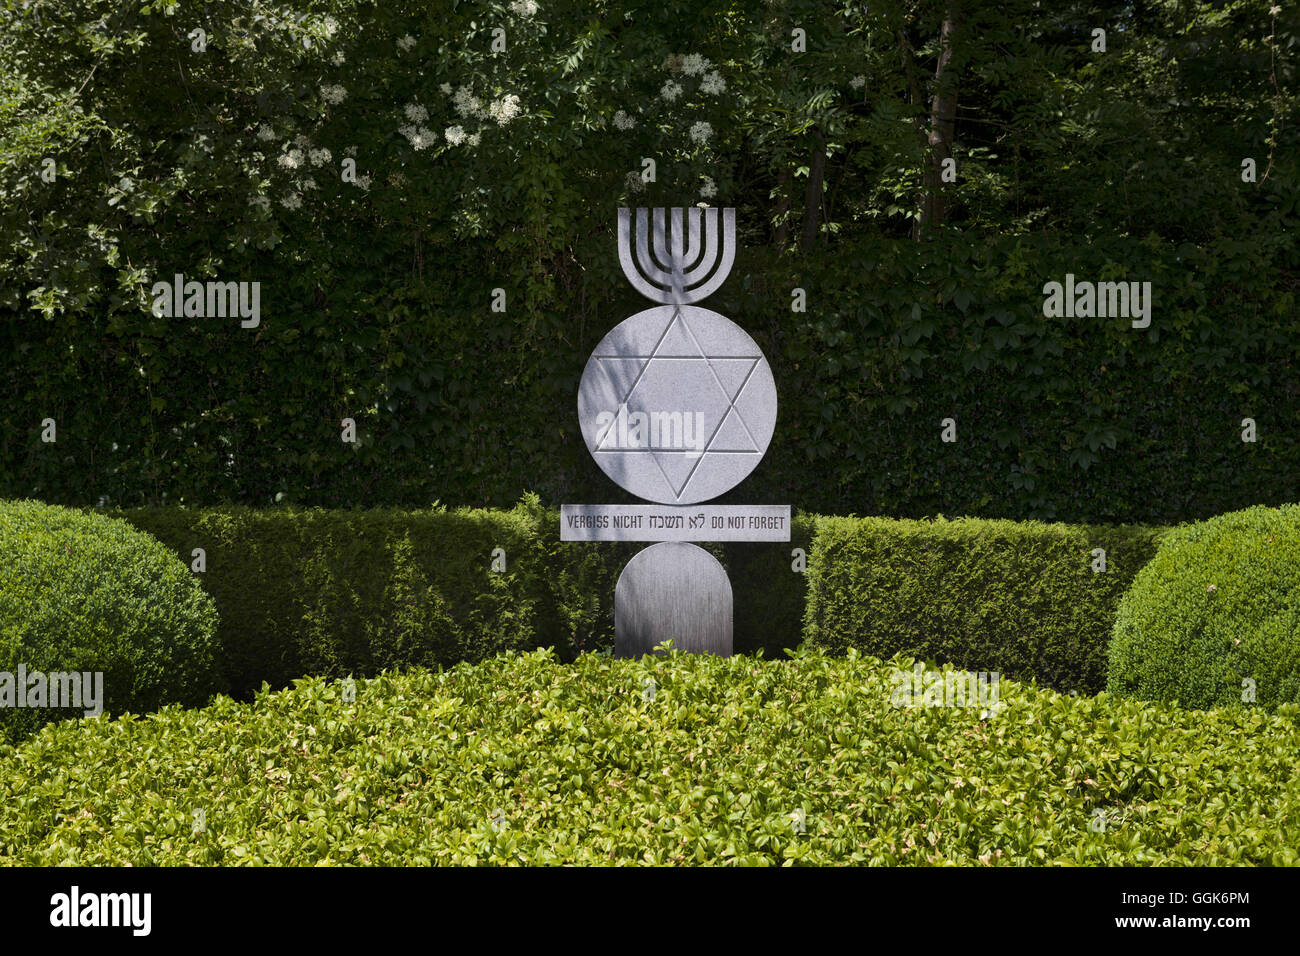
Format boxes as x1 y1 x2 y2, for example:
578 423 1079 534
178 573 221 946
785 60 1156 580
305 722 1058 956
803 515 1165 693
1108 504 1300 710
111 503 1177 700
0 499 221 744
1 648 1297 865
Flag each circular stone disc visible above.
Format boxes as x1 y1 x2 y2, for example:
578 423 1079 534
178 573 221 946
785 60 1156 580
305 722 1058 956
578 304 777 505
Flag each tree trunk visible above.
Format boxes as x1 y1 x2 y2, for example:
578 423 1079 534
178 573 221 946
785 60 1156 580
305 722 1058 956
801 127 828 252
916 4 960 240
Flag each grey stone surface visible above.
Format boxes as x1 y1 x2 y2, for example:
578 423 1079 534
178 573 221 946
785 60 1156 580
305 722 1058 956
560 504 791 541
577 304 778 504
615 542 732 658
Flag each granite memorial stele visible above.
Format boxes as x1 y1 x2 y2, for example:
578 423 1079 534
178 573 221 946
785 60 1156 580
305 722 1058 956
563 206 789 657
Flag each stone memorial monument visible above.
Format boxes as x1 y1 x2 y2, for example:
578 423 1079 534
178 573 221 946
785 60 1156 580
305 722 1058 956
563 206 789 657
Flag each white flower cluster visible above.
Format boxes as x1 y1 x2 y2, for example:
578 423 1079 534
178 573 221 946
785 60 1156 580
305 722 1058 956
397 35 416 52
308 147 331 166
510 0 539 16
331 51 346 66
256 124 276 141
405 102 428 123
400 125 435 150
488 93 522 125
700 176 717 199
681 53 711 76
354 174 371 190
612 109 636 131
320 84 347 105
661 53 725 97
442 127 482 148
277 148 304 170
625 170 645 193
452 86 485 119
850 75 866 90
689 121 713 145
441 85 521 132
280 193 303 210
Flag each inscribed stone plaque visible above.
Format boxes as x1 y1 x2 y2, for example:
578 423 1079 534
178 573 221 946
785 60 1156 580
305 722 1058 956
560 504 791 541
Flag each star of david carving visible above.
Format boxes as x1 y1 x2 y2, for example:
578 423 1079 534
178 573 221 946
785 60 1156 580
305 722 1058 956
589 306 765 501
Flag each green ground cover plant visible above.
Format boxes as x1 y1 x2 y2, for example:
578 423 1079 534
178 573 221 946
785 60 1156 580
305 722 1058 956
2 648 1295 866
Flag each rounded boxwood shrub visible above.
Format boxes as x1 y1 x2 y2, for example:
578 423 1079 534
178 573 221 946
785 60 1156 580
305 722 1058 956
1108 503 1300 710
0 499 222 743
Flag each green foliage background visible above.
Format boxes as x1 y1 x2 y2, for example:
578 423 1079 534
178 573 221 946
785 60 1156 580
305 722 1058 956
0 0 1296 521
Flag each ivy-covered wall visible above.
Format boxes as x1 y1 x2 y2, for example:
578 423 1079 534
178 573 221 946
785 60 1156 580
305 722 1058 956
2 1 1295 522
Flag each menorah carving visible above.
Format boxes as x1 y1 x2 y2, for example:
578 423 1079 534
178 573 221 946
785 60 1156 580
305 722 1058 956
565 207 787 658
617 206 737 305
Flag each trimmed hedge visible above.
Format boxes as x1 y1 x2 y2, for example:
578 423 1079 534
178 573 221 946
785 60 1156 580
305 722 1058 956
711 514 816 663
101 502 1177 700
114 500 815 698
802 516 1166 694
115 496 597 699
3 648 1298 865
0 499 221 744
1109 504 1300 711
